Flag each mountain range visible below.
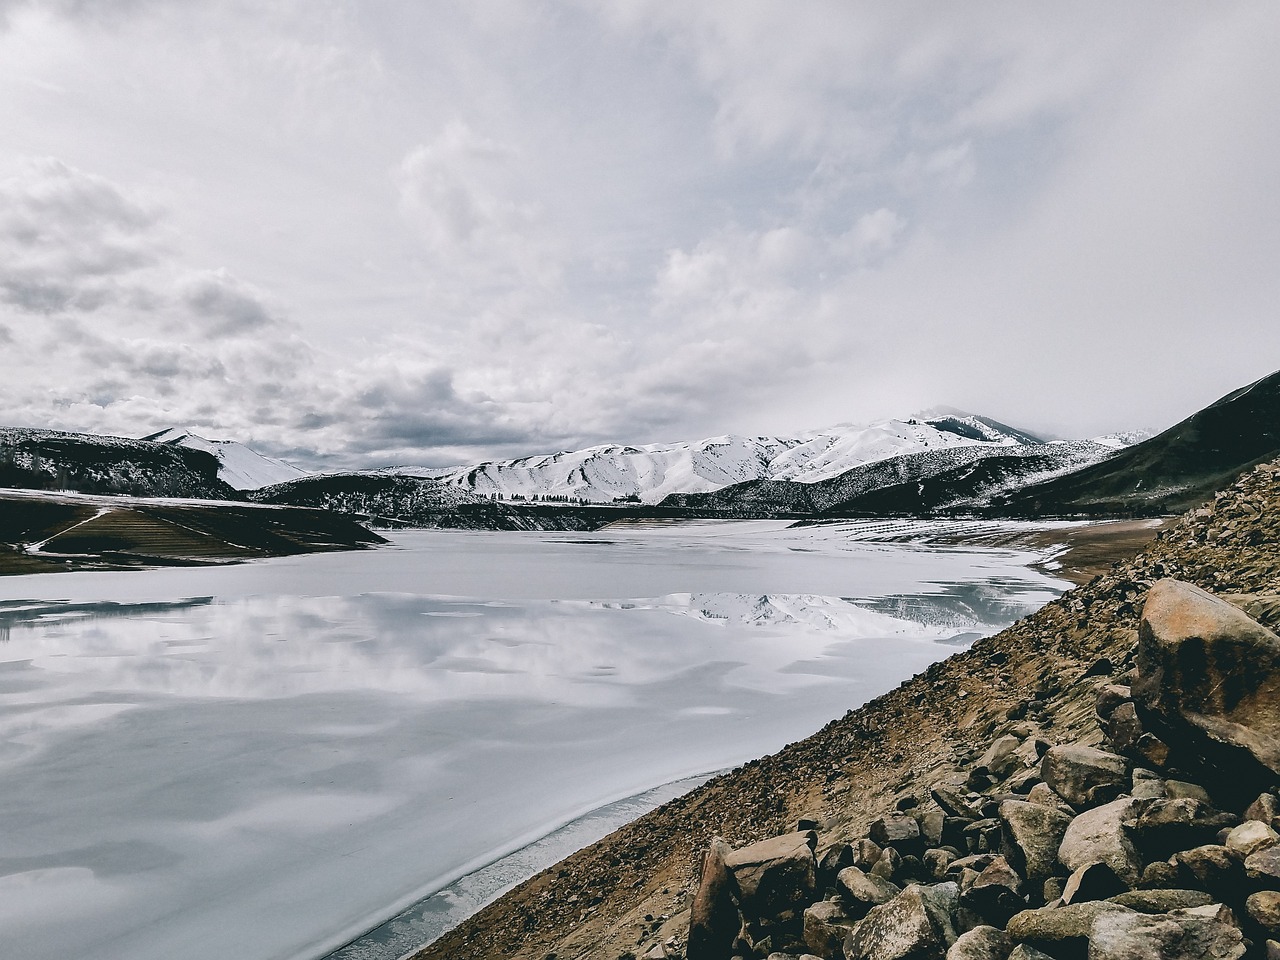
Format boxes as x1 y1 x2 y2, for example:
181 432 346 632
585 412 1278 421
3 366 1278 528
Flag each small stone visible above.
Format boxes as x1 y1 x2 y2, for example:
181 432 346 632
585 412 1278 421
1006 947 1054 960
1109 888 1215 913
932 785 984 820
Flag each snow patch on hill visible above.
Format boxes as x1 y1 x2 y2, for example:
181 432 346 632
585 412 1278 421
144 428 307 490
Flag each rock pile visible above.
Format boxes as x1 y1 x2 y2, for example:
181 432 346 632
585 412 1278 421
683 579 1280 960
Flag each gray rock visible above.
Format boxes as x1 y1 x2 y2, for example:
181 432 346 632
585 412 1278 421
932 785 984 820
689 837 739 960
844 882 960 960
1061 862 1126 905
1097 685 1134 720
1059 798 1144 887
1127 798 1239 859
1087 907 1246 959
871 814 923 854
1247 891 1280 938
1041 744 1130 809
924 848 959 882
917 809 946 848
852 838 884 872
820 842 856 880
836 866 901 920
803 900 858 958
1225 819 1278 857
1108 889 1214 913
1131 779 1167 801
724 831 818 921
960 856 1024 925
1000 799 1073 881
1246 792 1280 824
1164 780 1212 803
1245 842 1280 883
1006 901 1134 952
872 847 904 882
945 925 1010 960
1135 579 1280 784
1171 845 1244 899
1026 782 1076 814
981 736 1025 780
1006 947 1054 960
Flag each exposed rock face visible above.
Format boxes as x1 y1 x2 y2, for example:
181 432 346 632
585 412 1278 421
688 838 736 960
1136 579 1280 788
1088 907 1247 960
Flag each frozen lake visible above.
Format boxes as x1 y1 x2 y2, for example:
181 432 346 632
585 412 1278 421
0 520 1070 960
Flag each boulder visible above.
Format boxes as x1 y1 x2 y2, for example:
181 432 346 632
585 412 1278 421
959 856 1024 926
873 848 905 882
980 736 1025 780
1059 798 1144 887
1245 843 1280 884
1108 889 1214 913
1135 580 1280 790
1246 792 1280 824
1102 701 1145 756
1007 947 1054 960
1097 685 1134 721
945 925 1010 960
1126 798 1239 860
1000 800 1073 882
1041 745 1130 809
1006 901 1134 955
852 838 884 872
1163 780 1212 803
1087 907 1247 959
871 813 924 854
836 867 901 919
844 883 960 960
803 899 858 958
917 809 946 848
1171 845 1245 900
819 842 856 881
1247 890 1280 938
932 786 984 820
724 831 818 921
1225 820 1279 857
688 837 739 960
925 848 959 882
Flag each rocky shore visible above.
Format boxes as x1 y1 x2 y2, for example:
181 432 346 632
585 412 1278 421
413 460 1280 960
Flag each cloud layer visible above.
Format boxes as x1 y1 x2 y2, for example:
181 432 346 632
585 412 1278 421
2 2 1279 467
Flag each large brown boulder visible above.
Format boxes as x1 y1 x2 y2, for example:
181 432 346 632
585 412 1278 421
688 838 739 960
1041 745 1130 810
723 831 817 923
1135 580 1280 792
1087 907 1246 960
844 882 960 960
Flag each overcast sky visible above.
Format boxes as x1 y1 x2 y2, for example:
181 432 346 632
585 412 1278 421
2 2 1279 468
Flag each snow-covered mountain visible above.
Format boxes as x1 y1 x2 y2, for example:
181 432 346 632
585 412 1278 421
143 428 307 491
389 414 1047 505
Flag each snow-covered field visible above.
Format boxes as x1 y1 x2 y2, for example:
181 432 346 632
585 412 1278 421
0 521 1072 960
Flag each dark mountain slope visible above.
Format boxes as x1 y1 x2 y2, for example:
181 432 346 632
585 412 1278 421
0 427 235 499
992 367 1280 517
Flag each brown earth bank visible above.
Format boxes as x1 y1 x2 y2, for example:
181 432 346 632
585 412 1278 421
0 488 385 575
413 461 1280 960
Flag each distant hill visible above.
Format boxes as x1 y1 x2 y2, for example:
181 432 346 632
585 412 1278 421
0 427 236 499
662 439 1116 518
142 428 307 490
991 368 1280 517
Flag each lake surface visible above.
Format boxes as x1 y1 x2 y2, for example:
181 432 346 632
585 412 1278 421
0 520 1070 960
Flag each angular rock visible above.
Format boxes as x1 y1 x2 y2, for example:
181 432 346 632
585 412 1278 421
1097 684 1134 721
1109 889 1214 913
1171 844 1245 899
932 785 984 821
844 883 960 960
836 866 901 920
803 899 858 958
1041 744 1130 809
688 837 738 960
1164 780 1212 803
1005 901 1134 954
945 925 1010 960
1127 798 1240 860
1246 792 1280 824
1026 782 1075 814
724 831 818 921
852 838 884 872
963 819 1003 856
981 735 1025 780
1247 890 1280 938
1138 860 1180 889
1000 799 1073 882
959 855 1024 926
924 848 958 882
1135 579 1280 789
1007 947 1054 960
1102 701 1145 755
1061 862 1126 905
1059 798 1144 887
1225 819 1279 857
871 813 923 854
917 809 946 849
873 848 904 882
1245 843 1280 884
1088 907 1247 960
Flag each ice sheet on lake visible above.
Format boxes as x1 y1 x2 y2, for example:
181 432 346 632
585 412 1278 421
0 521 1069 960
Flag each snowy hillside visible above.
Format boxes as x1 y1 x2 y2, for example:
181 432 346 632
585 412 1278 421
393 414 1043 504
144 429 307 490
